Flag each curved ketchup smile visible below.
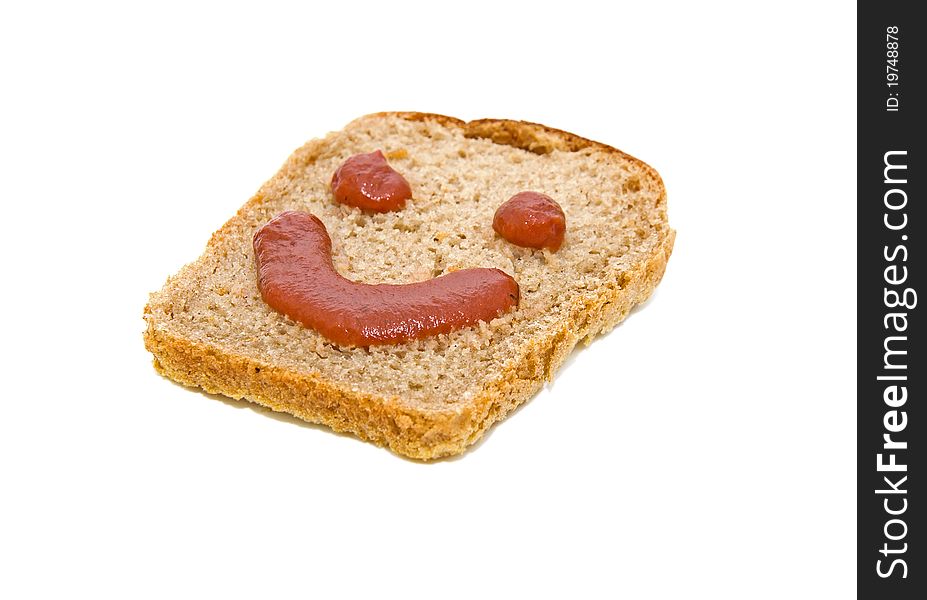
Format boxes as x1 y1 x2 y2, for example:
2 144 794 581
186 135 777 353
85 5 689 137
253 211 519 346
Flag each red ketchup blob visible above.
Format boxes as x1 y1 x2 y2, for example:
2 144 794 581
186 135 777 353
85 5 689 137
492 192 566 251
253 211 520 346
331 150 412 212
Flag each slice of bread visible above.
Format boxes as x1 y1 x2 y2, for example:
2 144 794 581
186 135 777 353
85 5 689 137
143 112 675 459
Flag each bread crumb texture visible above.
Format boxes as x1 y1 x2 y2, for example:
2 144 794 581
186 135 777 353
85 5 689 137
143 113 675 459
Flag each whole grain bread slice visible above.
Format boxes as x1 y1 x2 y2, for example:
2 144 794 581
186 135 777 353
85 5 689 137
143 112 675 459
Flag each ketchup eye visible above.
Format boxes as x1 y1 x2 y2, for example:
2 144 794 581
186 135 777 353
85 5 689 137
331 150 412 212
493 192 566 251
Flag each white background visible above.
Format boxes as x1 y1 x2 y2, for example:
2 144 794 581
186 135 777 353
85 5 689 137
0 1 856 598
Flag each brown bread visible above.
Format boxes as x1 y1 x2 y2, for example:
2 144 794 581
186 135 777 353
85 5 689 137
143 112 675 459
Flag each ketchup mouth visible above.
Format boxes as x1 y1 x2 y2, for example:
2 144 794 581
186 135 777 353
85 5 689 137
253 211 519 347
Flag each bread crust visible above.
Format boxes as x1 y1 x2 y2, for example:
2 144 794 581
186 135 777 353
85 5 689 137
143 113 675 460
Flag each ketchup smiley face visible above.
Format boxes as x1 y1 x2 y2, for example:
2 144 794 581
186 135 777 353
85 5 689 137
331 150 412 212
253 211 519 347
